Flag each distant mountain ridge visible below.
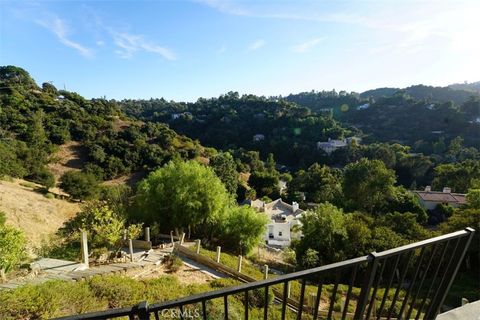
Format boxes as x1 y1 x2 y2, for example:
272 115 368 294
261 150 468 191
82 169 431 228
360 84 480 105
448 81 480 94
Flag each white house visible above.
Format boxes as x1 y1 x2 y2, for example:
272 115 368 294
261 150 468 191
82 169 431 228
247 199 304 247
253 134 265 142
316 137 361 155
413 186 467 210
356 103 370 110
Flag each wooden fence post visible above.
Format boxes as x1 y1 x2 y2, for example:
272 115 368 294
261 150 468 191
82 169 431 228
237 255 243 273
196 239 201 254
216 246 221 263
80 229 89 268
180 232 186 245
264 265 269 279
129 239 134 262
144 227 150 242
170 231 174 246
309 294 317 314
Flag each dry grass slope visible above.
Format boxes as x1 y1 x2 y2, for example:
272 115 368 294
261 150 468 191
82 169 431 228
0 178 80 255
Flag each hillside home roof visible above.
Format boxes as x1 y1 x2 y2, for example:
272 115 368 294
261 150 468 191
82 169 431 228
263 199 304 220
414 190 466 205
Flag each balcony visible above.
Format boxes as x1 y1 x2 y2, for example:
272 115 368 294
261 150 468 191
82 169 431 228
56 228 475 320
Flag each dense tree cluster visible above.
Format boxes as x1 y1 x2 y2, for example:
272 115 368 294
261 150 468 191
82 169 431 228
1 66 477 299
132 161 267 254
0 66 205 190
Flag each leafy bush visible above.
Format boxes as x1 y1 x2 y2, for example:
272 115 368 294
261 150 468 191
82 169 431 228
215 205 268 255
44 192 55 199
88 275 144 308
35 234 80 261
0 280 100 319
0 211 6 226
60 171 100 200
0 224 26 275
164 254 183 273
59 201 134 251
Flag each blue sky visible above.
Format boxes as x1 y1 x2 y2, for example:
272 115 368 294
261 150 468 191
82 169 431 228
1 0 479 101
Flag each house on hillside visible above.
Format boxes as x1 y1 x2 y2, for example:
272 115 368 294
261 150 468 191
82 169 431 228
246 198 304 247
316 137 361 155
253 134 265 142
413 186 467 210
356 103 370 110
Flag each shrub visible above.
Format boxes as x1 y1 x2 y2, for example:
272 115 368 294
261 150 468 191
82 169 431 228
164 254 183 273
35 234 79 261
60 171 100 200
0 280 100 319
0 211 6 226
0 224 26 275
59 201 126 250
88 275 144 308
44 192 55 199
215 205 268 255
144 276 183 302
29 167 55 191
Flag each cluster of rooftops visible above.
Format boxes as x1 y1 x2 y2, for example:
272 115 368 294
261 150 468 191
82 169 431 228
244 186 466 248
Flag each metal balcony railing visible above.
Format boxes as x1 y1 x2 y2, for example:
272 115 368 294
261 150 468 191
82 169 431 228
56 228 475 320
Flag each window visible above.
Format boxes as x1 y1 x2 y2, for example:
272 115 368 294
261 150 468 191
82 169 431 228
279 231 283 236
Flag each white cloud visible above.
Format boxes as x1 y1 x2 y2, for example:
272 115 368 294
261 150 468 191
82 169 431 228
36 17 93 58
111 31 176 60
291 37 325 53
248 39 266 51
194 0 250 16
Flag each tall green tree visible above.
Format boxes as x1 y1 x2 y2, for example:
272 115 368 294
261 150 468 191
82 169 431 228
216 205 268 255
210 152 239 195
297 203 349 266
432 160 480 193
289 163 342 204
248 171 280 199
133 161 232 234
342 158 396 214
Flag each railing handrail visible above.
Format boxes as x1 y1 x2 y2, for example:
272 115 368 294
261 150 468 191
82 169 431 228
54 228 475 320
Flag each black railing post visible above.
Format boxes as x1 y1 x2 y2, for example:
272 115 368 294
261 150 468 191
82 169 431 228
353 252 379 320
424 228 475 319
136 301 149 320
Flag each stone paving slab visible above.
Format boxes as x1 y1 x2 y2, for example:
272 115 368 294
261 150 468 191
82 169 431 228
1 248 174 290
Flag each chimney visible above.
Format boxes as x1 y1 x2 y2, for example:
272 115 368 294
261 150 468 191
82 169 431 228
292 201 299 212
443 187 452 193
425 186 431 192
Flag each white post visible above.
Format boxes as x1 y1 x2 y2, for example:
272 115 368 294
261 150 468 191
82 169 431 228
80 229 89 268
180 232 186 245
129 239 134 262
264 265 269 280
195 239 201 254
145 227 150 242
287 282 291 299
216 246 221 263
237 255 243 273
